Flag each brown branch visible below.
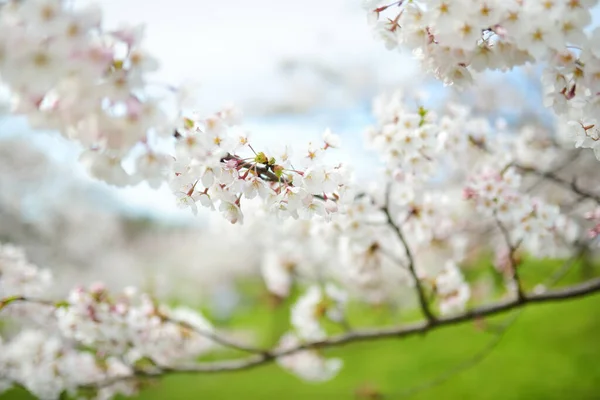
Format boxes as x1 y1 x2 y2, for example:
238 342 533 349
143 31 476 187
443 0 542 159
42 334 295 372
86 276 600 387
382 185 436 323
164 316 266 355
494 218 525 301
378 246 409 271
523 154 580 193
0 295 54 309
386 236 583 398
515 164 600 204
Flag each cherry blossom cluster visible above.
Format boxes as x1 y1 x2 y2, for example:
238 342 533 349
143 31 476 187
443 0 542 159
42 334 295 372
0 243 52 300
366 91 439 180
256 185 473 314
259 217 341 299
271 284 348 382
0 0 348 224
0 243 217 399
584 207 600 239
290 284 348 341
0 247 136 399
365 90 510 182
0 243 53 322
340 235 412 304
0 330 134 400
433 261 471 315
276 333 343 383
171 110 349 223
56 284 215 367
257 194 403 305
365 0 596 87
256 187 415 306
0 242 357 396
0 0 169 182
363 1 600 164
464 166 577 256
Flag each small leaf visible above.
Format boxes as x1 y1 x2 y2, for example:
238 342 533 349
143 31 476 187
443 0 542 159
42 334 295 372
273 165 284 178
254 152 268 164
0 295 23 311
54 300 70 309
134 356 158 370
184 117 195 129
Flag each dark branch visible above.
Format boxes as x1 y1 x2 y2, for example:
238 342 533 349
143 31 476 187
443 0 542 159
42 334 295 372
87 273 600 385
495 218 525 301
223 153 290 185
172 130 290 185
523 154 580 193
383 185 436 323
165 316 266 355
8 274 600 391
515 164 600 204
0 295 54 309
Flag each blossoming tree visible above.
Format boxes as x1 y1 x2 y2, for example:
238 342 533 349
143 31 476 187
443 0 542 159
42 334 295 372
1 0 600 399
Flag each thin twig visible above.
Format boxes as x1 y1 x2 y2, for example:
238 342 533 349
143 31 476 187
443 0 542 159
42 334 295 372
383 184 436 323
495 218 525 301
546 247 586 287
515 164 600 204
523 153 579 193
0 297 265 355
379 246 409 270
165 317 266 355
0 295 54 309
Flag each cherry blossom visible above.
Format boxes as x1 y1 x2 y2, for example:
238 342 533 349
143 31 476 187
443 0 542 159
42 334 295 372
1 0 600 397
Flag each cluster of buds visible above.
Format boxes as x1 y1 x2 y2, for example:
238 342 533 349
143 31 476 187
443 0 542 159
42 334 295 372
584 207 600 239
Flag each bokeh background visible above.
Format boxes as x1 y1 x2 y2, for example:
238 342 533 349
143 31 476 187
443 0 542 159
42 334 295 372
1 0 599 399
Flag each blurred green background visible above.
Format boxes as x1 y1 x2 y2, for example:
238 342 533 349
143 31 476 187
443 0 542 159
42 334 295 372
2 258 599 400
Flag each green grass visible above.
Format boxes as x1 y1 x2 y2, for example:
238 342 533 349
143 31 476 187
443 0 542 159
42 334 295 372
137 295 600 399
2 259 600 400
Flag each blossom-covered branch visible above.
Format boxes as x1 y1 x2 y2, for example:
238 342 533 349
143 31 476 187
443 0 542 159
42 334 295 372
61 276 600 388
2 240 599 399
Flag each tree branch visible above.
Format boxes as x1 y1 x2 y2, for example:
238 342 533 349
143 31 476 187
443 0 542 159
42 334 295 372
0 295 54 309
523 154 579 193
382 185 436 323
386 236 583 398
0 297 265 355
164 316 266 355
515 164 600 204
86 276 600 388
494 218 525 301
